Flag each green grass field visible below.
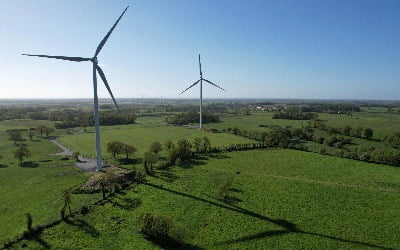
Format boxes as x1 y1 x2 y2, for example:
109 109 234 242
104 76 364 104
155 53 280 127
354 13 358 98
207 111 400 140
58 121 255 159
0 120 101 244
14 149 400 249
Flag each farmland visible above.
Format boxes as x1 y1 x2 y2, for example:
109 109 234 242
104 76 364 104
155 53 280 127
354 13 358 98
12 150 400 249
0 101 400 249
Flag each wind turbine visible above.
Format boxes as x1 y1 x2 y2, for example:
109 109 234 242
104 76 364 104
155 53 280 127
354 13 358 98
179 54 226 129
22 6 129 171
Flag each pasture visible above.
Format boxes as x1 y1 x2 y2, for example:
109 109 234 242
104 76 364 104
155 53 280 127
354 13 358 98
0 120 101 243
58 118 255 159
14 149 400 249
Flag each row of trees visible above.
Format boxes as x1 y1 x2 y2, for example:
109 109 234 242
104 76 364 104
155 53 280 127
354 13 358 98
326 125 373 140
272 110 318 120
6 125 55 144
166 112 220 125
106 141 137 159
55 110 137 129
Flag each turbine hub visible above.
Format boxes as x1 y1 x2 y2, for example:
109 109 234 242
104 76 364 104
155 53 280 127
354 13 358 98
92 57 98 64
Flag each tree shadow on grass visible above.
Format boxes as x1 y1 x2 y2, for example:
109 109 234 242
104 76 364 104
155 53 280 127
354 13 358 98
32 235 51 249
152 170 179 183
110 196 141 210
145 182 392 250
20 161 39 168
0 163 9 168
207 153 231 159
145 235 204 250
65 218 100 237
179 155 207 169
118 158 139 165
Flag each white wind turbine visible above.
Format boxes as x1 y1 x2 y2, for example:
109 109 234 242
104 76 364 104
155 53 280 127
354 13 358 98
22 6 130 171
179 54 226 128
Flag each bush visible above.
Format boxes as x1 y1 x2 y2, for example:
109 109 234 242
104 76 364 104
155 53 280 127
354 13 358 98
333 142 344 149
157 160 170 169
319 148 326 154
359 152 370 161
138 213 173 239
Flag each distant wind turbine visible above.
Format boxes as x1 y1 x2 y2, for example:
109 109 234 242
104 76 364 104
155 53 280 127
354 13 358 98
179 54 226 129
22 6 129 171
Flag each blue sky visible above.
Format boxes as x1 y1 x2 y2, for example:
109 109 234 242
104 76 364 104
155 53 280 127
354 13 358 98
0 0 399 99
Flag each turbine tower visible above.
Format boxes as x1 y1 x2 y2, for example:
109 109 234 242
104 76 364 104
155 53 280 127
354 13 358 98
22 6 129 171
179 54 226 129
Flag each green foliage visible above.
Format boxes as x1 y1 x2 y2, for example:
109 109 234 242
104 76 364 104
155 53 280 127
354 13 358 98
166 111 220 125
106 141 124 158
164 140 175 152
13 145 31 164
7 129 22 144
143 151 158 173
138 213 173 239
122 144 137 159
363 128 374 140
149 141 163 154
385 133 400 149
272 110 318 120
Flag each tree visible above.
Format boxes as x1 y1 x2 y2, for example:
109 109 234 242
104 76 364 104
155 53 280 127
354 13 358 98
7 129 22 144
122 143 136 159
352 126 363 138
363 128 373 140
261 132 268 146
45 127 55 137
149 141 163 154
176 139 192 160
164 140 175 152
14 145 31 165
37 125 46 137
342 125 352 136
79 113 92 132
106 141 124 158
143 151 158 173
201 137 211 152
28 130 35 141
62 189 72 216
193 137 202 152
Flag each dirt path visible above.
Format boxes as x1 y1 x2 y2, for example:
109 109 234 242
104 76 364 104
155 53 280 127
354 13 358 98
49 139 98 172
49 139 72 156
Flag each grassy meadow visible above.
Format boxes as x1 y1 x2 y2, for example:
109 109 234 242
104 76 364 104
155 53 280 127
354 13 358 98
58 118 255 159
0 120 101 243
13 149 400 249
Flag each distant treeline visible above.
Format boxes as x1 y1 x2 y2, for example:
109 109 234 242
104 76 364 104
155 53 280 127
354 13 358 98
272 110 318 120
53 110 137 129
299 104 361 113
166 112 220 125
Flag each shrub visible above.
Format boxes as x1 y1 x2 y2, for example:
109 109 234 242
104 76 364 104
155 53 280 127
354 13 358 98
138 213 172 239
314 136 325 144
333 142 344 149
359 152 370 161
157 160 170 169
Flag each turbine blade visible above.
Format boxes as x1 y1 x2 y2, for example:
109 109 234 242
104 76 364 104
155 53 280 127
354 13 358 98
203 79 226 91
94 6 129 57
199 54 202 77
95 65 120 111
21 54 91 62
179 80 200 95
